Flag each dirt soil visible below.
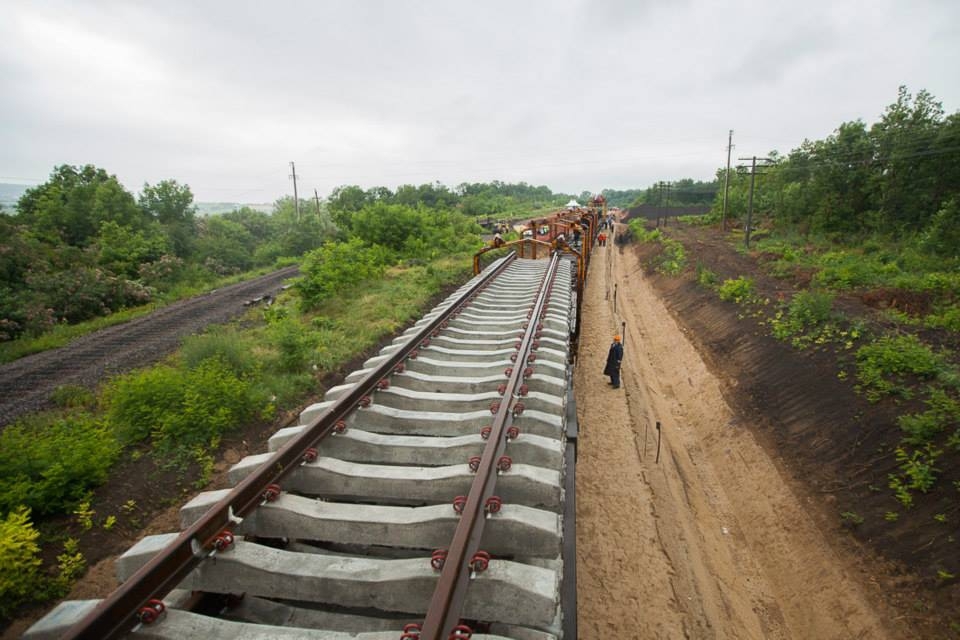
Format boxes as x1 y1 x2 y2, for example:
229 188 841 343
573 222 952 639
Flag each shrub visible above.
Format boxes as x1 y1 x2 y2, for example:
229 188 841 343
267 316 318 373
104 365 187 445
105 358 267 460
50 384 95 409
696 264 718 288
0 414 120 516
718 276 756 304
181 329 258 376
771 290 835 340
898 388 960 445
0 507 45 621
296 238 390 309
855 334 949 401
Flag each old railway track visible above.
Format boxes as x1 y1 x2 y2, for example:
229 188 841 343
0 266 299 427
28 211 600 639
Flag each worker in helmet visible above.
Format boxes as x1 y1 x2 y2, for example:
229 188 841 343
603 335 623 388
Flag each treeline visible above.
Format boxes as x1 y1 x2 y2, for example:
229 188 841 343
0 165 336 340
716 87 960 253
327 180 573 221
625 178 719 208
1 169 575 343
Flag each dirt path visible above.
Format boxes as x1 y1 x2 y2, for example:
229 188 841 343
575 229 903 639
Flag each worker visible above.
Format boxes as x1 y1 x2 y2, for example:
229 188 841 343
604 335 623 388
493 232 504 248
598 231 607 247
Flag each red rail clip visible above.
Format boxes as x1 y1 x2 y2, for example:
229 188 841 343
334 419 347 434
497 456 512 472
503 367 513 377
512 402 525 416
470 551 490 573
394 362 406 374
489 401 501 414
468 456 482 472
485 496 502 514
497 384 507 396
212 530 235 552
303 447 318 463
479 426 492 440
377 378 390 390
137 599 165 625
401 622 422 638
449 624 473 639
430 549 447 570
506 426 520 440
359 395 372 408
262 484 281 502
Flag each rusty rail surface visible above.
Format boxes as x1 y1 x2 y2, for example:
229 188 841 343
419 252 562 639
62 254 520 640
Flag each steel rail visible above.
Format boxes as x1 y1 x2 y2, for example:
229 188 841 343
419 252 563 639
62 253 519 640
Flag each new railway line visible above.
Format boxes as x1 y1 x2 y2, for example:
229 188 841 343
27 202 605 640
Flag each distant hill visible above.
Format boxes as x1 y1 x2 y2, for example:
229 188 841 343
0 183 30 210
0 183 273 216
195 202 273 216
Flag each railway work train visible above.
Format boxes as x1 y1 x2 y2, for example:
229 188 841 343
27 198 607 640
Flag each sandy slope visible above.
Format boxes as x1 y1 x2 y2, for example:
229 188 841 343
574 230 902 639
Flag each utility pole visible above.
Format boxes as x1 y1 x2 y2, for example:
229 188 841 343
657 181 665 227
665 181 672 226
289 161 301 222
737 156 772 249
313 188 321 216
721 129 733 231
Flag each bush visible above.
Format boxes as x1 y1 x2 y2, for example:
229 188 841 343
718 276 756 304
0 507 45 621
0 414 119 516
50 384 95 409
296 238 390 309
855 334 949 401
267 316 318 373
104 358 267 460
771 290 835 340
898 388 960 445
181 329 258 376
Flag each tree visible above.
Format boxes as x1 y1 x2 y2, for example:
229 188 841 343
139 180 197 257
194 217 255 274
95 221 170 279
326 185 370 231
16 165 143 246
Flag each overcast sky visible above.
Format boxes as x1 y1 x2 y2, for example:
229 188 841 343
2 1 958 203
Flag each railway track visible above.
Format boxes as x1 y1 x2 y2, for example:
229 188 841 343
0 266 299 426
28 250 582 640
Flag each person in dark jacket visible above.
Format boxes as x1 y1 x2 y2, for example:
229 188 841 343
603 335 623 388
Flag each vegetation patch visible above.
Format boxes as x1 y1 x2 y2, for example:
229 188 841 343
627 222 688 275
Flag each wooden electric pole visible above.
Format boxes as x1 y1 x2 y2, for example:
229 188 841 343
737 156 772 249
314 188 321 216
289 161 301 222
721 130 733 231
